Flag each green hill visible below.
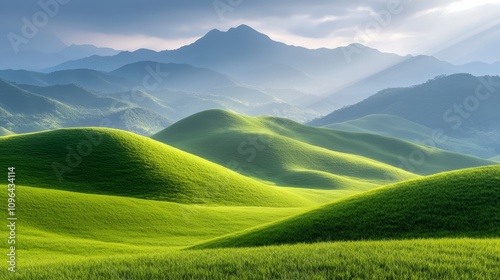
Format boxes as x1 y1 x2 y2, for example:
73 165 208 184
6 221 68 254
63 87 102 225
0 128 310 207
153 110 493 190
325 114 494 158
195 165 500 248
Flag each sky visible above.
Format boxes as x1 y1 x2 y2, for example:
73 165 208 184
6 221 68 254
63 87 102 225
1 0 500 63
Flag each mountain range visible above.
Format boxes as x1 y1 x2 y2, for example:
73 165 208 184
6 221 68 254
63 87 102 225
39 25 500 109
311 73 500 158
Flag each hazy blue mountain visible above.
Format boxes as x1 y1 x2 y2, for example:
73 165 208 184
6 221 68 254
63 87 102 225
0 69 128 92
0 79 170 135
18 84 126 109
325 114 495 158
110 61 238 92
0 41 121 71
315 55 500 108
0 61 238 93
48 25 405 93
47 25 500 109
311 74 500 156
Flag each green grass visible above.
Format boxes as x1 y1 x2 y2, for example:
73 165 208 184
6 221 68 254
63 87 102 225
153 110 493 192
3 239 498 279
1 115 498 279
195 165 500 249
0 128 311 207
324 114 494 158
0 185 305 266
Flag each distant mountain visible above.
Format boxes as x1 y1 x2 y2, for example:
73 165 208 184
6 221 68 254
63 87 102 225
0 60 321 125
0 61 238 93
311 74 500 155
0 69 128 92
325 114 494 158
0 44 121 70
48 25 406 94
110 61 238 92
48 25 500 108
0 79 170 135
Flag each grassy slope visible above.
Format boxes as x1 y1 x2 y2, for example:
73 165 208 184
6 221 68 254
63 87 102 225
324 114 492 158
195 165 500 248
153 110 493 189
0 128 310 207
0 185 304 266
153 110 416 190
5 239 499 279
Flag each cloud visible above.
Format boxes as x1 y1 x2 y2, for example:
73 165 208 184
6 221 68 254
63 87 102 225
0 0 499 62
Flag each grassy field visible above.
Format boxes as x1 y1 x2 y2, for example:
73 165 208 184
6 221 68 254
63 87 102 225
1 122 498 279
0 185 306 266
0 128 311 207
153 110 493 191
2 239 498 279
196 165 500 248
324 114 493 158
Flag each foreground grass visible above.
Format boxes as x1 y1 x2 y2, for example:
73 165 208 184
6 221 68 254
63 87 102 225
197 165 500 248
3 239 498 279
0 185 304 266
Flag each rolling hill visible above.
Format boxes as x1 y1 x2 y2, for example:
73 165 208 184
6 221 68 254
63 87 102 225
325 114 494 158
0 128 311 207
153 110 494 190
195 165 500 249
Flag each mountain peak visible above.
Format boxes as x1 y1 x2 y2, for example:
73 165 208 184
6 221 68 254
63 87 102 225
228 24 258 33
200 25 271 44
